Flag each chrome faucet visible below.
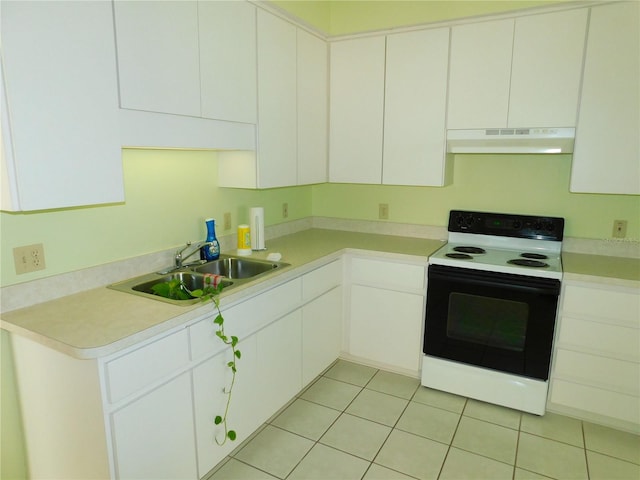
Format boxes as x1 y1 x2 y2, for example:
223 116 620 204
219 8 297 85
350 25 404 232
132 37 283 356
174 241 209 269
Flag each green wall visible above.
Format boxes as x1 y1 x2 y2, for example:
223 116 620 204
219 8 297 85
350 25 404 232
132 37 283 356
0 149 312 287
312 155 640 240
272 0 570 35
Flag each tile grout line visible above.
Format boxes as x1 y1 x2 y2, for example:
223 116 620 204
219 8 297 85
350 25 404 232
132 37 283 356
282 363 379 479
582 420 591 480
434 397 469 480
362 377 423 480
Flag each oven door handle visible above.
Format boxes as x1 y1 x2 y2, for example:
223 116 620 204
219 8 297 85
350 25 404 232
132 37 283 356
428 265 560 296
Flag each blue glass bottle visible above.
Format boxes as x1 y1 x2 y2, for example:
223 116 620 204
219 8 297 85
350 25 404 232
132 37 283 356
201 218 220 261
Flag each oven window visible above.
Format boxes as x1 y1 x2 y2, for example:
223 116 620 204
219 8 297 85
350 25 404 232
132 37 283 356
447 293 529 352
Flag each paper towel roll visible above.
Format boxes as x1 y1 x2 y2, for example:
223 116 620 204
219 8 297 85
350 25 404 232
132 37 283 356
250 207 266 250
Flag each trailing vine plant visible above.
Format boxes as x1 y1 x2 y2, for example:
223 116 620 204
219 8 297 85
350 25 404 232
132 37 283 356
151 275 240 445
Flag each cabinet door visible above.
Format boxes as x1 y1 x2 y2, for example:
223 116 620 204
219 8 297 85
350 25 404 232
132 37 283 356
192 335 258 477
199 1 257 124
571 1 640 194
329 37 385 184
256 310 302 420
297 29 328 185
508 9 587 127
383 28 451 186
114 0 201 117
1 1 123 211
111 373 198 479
447 19 514 129
349 284 424 373
302 287 343 385
257 10 297 188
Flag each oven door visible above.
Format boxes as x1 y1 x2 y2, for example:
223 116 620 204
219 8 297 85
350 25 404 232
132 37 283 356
424 264 560 381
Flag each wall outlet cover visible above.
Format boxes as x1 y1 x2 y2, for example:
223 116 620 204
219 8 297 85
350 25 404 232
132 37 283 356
13 243 46 274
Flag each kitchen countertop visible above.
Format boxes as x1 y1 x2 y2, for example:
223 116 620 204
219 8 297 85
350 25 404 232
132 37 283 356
562 252 640 288
0 229 444 360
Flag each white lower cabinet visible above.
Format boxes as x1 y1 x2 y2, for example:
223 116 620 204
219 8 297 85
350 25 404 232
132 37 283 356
9 257 345 479
256 311 303 419
345 256 427 375
192 335 259 477
549 280 640 432
111 373 198 479
302 286 343 385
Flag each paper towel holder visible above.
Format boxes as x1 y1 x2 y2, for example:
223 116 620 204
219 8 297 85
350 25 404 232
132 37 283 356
250 207 267 251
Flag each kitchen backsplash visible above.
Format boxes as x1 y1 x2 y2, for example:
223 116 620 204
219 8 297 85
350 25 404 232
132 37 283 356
1 217 637 314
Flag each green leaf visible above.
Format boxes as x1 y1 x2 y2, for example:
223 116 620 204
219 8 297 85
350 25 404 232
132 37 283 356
190 288 204 298
214 416 222 425
234 350 241 359
151 282 170 297
228 430 237 441
214 314 224 325
230 336 238 346
227 361 235 368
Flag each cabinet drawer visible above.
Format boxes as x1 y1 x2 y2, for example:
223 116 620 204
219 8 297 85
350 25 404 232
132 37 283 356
190 278 302 360
105 329 189 404
557 315 639 361
350 257 426 291
562 284 640 326
553 349 639 395
302 259 342 301
550 379 640 425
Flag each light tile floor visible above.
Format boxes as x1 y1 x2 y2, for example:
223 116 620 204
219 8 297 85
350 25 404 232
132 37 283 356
206 360 640 480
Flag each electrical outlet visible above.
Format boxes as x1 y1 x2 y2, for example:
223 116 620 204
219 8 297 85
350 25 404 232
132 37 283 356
224 212 232 230
13 243 46 275
379 203 389 220
282 202 288 219
612 219 628 238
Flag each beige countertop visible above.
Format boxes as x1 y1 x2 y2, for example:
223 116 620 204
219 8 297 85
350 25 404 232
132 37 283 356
562 252 640 288
0 229 444 360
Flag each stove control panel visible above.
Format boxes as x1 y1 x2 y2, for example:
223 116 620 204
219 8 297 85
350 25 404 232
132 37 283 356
449 210 564 241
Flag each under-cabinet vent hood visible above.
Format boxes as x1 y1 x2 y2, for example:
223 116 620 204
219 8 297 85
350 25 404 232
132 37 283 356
446 128 575 154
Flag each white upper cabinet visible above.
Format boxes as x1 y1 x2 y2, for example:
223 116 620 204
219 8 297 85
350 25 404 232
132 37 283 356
199 1 257 124
256 9 298 188
383 28 451 186
114 0 201 117
571 1 640 194
114 0 257 150
297 29 329 185
1 1 123 211
447 18 514 129
509 9 588 128
329 30 452 187
219 11 328 189
329 37 386 184
448 9 587 129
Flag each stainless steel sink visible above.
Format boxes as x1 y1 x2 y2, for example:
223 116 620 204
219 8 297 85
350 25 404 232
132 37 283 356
108 255 289 305
132 271 234 296
193 256 280 279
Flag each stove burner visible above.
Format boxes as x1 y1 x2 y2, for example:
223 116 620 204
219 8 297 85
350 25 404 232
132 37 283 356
453 246 486 254
446 253 474 260
520 253 548 260
508 259 549 268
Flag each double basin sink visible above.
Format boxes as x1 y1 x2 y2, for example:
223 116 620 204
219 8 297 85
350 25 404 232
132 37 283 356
109 255 289 306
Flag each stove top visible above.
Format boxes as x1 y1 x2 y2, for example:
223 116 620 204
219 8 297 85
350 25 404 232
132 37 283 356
430 242 562 279
429 210 565 280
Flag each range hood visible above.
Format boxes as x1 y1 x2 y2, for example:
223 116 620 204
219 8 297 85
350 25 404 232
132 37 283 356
446 127 575 154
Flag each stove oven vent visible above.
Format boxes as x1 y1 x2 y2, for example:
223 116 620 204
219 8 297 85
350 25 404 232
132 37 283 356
446 128 575 154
